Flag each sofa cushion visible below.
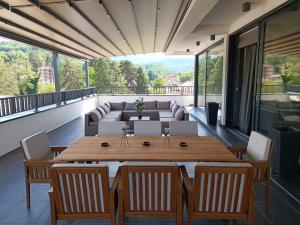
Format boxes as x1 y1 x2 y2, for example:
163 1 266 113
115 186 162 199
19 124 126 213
160 117 176 122
105 102 111 110
125 102 136 110
175 107 185 120
144 101 157 109
109 102 125 110
157 101 171 110
101 117 119 122
101 105 110 113
159 110 173 118
96 106 106 117
90 110 102 122
171 104 179 117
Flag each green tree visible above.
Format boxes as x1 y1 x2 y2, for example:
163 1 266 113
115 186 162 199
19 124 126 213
119 60 137 86
38 83 55 93
60 59 85 90
152 75 165 88
179 71 193 83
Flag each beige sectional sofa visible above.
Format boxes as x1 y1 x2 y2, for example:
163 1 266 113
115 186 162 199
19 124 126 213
85 100 189 136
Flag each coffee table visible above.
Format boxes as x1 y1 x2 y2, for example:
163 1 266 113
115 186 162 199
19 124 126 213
129 116 150 129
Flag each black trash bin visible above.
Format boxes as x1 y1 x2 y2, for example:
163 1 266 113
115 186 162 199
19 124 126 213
206 102 219 125
269 127 300 176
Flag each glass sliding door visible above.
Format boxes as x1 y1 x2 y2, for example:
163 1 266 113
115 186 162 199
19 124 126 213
197 41 224 121
197 53 206 109
259 1 300 134
206 43 224 120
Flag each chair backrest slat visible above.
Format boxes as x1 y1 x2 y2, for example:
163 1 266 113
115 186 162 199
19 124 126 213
50 164 110 216
193 163 253 214
121 164 179 213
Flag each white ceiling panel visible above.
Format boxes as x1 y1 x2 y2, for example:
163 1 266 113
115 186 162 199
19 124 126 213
74 1 132 55
46 2 118 56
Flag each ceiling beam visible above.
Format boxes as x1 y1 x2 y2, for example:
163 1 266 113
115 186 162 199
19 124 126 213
0 29 88 59
0 17 92 58
163 0 192 52
27 0 114 56
128 0 144 54
99 0 136 55
66 0 125 55
153 0 159 53
7 7 101 57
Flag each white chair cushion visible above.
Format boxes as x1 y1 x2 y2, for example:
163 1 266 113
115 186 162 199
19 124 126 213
246 131 272 161
169 121 198 136
98 121 126 136
134 121 161 136
21 131 51 160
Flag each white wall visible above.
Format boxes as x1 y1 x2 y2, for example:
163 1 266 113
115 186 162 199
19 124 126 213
229 0 289 33
0 97 97 157
97 95 194 107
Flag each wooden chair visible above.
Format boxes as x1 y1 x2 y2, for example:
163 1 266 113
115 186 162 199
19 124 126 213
134 121 162 136
227 131 276 210
49 163 120 225
181 162 254 225
20 131 67 208
118 162 183 225
169 121 198 136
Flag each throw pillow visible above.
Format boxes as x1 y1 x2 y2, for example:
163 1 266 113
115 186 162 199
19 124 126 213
175 107 184 121
96 106 106 117
109 102 125 110
102 105 110 113
90 110 102 122
105 102 111 110
171 104 179 117
157 101 171 110
170 101 177 110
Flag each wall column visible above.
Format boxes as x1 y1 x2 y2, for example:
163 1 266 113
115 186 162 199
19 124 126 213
194 55 199 107
85 61 89 88
53 51 60 92
221 34 229 125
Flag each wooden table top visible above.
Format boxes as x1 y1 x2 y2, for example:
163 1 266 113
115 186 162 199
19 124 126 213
54 136 238 162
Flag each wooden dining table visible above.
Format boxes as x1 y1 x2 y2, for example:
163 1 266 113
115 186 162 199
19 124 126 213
54 136 238 162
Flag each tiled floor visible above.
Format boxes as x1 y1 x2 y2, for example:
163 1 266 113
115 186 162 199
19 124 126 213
0 117 300 225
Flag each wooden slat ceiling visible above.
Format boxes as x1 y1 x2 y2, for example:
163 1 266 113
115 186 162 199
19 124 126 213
0 0 188 59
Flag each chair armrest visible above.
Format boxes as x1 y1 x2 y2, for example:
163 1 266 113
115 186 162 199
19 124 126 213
50 146 68 153
24 159 53 166
180 166 193 193
110 167 121 193
226 146 247 153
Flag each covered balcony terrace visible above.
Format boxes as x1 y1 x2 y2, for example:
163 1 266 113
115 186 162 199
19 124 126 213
0 0 300 225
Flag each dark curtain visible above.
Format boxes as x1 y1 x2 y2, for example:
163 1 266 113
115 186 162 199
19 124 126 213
239 44 257 134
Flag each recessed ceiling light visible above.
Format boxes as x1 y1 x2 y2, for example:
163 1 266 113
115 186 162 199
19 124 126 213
242 2 251 12
196 41 200 46
186 49 190 52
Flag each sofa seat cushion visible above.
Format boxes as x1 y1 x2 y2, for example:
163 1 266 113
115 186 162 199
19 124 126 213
107 110 123 115
101 117 119 122
103 113 122 121
122 110 160 121
159 110 173 118
160 117 176 122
